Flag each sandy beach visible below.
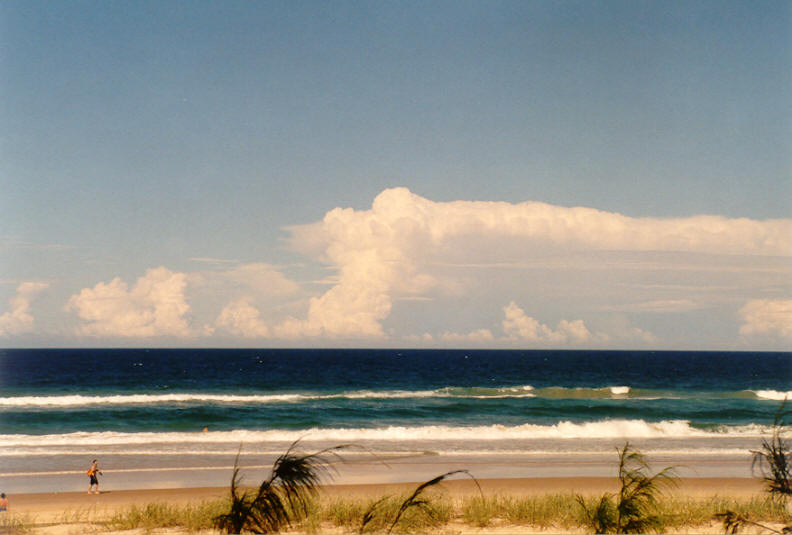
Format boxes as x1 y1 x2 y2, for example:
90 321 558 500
5 476 781 534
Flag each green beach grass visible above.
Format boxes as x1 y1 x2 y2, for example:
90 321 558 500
66 492 788 534
1 511 35 535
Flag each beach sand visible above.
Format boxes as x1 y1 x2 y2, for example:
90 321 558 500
5 477 779 534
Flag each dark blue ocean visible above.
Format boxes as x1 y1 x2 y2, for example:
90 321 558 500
1 349 790 492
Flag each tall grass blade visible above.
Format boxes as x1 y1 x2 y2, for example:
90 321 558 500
576 494 617 534
715 510 788 534
385 470 480 534
576 442 677 534
214 440 359 534
752 399 792 500
358 496 391 534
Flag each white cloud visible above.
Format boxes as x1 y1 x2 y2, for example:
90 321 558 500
284 188 791 340
440 329 495 343
601 299 703 313
67 267 193 337
215 299 270 338
0 282 49 336
500 302 658 346
403 333 436 345
273 274 394 339
193 262 300 297
501 302 595 344
221 263 300 297
66 262 300 340
614 326 656 345
58 189 790 346
189 257 239 265
739 299 792 340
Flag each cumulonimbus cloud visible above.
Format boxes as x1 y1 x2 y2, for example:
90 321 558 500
739 299 792 340
67 267 192 337
0 282 49 336
282 188 791 340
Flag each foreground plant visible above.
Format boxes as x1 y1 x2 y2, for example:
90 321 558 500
214 441 353 534
0 512 33 535
752 399 792 500
715 510 791 535
713 401 792 534
359 469 481 534
577 442 677 533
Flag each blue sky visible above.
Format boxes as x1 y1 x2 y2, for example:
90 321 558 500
1 1 790 348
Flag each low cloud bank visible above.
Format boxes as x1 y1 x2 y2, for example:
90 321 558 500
59 188 791 346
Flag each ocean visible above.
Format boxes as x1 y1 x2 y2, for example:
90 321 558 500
1 349 790 493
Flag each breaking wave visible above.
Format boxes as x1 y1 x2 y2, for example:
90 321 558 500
753 390 792 401
0 387 788 408
0 419 771 448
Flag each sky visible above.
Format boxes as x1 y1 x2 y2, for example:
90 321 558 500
1 0 790 349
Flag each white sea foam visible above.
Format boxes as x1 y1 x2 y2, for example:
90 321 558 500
753 390 792 401
0 420 769 449
0 387 534 407
335 390 441 399
1 385 786 407
0 391 443 407
0 393 308 407
0 447 754 458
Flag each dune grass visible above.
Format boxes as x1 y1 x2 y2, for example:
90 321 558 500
106 500 228 532
360 470 475 534
499 493 591 528
84 491 792 533
664 495 790 529
575 442 678 533
354 493 453 534
213 442 358 534
0 511 35 535
468 494 792 533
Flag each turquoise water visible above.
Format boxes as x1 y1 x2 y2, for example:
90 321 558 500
0 349 789 492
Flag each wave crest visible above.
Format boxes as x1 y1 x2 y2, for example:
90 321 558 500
753 390 792 401
1 386 788 407
0 419 769 447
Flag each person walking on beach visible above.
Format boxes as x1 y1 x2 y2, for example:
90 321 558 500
0 493 8 511
87 459 102 494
